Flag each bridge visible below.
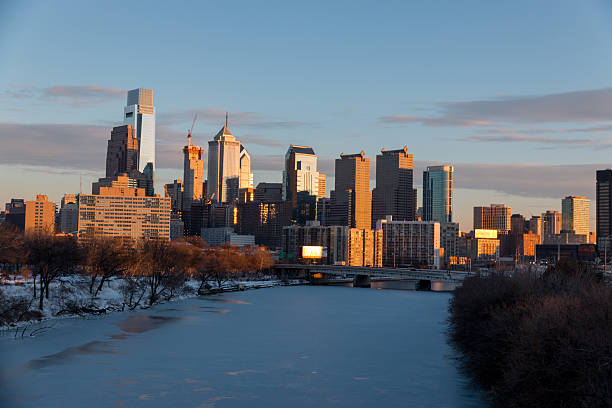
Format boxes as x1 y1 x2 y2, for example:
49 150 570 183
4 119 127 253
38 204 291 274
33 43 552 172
274 263 477 290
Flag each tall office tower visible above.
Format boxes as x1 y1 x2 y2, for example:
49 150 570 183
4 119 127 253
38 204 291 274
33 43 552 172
510 214 526 235
183 137 204 211
473 204 511 233
528 215 542 243
562 196 590 236
596 169 612 249
371 147 415 228
25 194 56 234
5 198 26 230
123 88 155 181
282 145 323 208
105 125 139 178
254 182 282 202
239 145 254 189
542 210 562 243
423 165 453 223
329 151 371 230
208 115 241 203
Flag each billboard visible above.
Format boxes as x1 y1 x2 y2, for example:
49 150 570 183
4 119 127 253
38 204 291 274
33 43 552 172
474 229 498 239
302 246 325 259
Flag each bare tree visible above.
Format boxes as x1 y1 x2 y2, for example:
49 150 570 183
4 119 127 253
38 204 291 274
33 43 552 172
84 236 130 297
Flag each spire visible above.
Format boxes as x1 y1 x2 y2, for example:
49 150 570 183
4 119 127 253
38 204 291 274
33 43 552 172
225 112 228 128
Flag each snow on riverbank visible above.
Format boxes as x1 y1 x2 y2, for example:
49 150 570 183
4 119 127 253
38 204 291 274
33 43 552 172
0 276 306 329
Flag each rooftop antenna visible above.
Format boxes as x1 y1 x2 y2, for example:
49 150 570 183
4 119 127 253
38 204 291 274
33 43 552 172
188 113 197 146
79 172 82 194
225 112 228 128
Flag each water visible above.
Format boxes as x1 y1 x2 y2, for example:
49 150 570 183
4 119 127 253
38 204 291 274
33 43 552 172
0 286 485 407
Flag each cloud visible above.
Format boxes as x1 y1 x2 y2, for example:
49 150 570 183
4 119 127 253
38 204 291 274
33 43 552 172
413 160 598 200
463 134 612 147
158 108 307 129
2 85 124 107
380 87 612 128
240 134 286 147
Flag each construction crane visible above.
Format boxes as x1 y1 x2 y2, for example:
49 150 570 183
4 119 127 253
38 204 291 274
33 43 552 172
187 113 198 146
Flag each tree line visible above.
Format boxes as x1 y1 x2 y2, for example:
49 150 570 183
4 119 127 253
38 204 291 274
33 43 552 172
0 224 274 323
448 262 611 408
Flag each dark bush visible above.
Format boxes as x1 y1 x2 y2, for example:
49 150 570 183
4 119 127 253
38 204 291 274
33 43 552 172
449 270 612 408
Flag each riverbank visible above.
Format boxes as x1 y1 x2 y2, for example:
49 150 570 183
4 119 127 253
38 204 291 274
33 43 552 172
0 276 306 331
448 269 612 408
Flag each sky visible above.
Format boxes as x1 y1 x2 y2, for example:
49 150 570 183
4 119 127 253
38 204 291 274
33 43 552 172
1 0 611 231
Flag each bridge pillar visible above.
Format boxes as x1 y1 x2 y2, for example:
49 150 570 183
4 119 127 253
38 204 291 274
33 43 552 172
353 274 371 288
416 279 431 291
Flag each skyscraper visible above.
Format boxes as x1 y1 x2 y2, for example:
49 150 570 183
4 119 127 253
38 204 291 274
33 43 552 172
596 169 612 249
473 204 511 233
239 145 254 189
542 210 562 243
183 135 204 211
371 146 416 228
25 194 56 234
123 88 155 181
329 151 371 230
423 165 453 223
207 115 241 203
105 125 139 178
282 145 324 208
562 196 590 236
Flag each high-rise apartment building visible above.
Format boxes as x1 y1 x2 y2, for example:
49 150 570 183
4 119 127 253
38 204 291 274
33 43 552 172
207 115 242 203
123 88 155 181
473 204 511 233
183 138 204 211
371 146 415 228
282 145 324 208
77 175 170 241
596 169 612 249
25 194 56 234
562 196 590 236
329 151 371 230
423 165 453 223
376 217 441 268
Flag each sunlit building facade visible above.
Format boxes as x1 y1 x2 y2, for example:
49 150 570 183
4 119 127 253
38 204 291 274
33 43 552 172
473 204 511 233
123 88 155 181
25 194 56 234
208 116 241 203
329 151 371 230
562 196 590 236
423 165 453 223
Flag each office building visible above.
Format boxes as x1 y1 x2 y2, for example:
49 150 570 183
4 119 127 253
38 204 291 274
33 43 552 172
183 138 204 211
254 182 282 202
25 194 56 234
77 176 170 241
123 88 155 181
237 201 292 249
473 204 511 233
542 210 562 243
528 215 542 244
207 115 241 203
318 173 326 199
239 145 254 190
329 151 371 230
562 196 590 236
423 165 453 223
440 222 459 267
376 217 441 268
372 146 415 228
164 180 184 214
4 199 26 231
105 125 139 178
282 145 324 208
170 214 184 240
468 229 500 261
59 194 79 234
201 227 255 247
596 169 612 249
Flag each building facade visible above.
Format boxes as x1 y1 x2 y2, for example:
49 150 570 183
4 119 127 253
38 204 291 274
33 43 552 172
423 165 453 223
59 194 79 234
329 151 372 230
562 196 590 236
105 125 139 178
376 217 441 268
282 145 324 207
207 116 241 203
596 169 612 249
254 182 282 202
237 201 292 249
542 210 562 244
371 146 416 228
183 142 204 211
123 88 155 181
473 204 511 233
77 178 170 241
25 194 56 234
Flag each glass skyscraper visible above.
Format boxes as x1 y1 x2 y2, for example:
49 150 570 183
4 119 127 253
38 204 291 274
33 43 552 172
423 165 453 223
123 88 155 180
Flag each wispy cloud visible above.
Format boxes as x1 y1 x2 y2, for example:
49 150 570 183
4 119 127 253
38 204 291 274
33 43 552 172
462 134 612 147
2 84 124 107
380 87 612 129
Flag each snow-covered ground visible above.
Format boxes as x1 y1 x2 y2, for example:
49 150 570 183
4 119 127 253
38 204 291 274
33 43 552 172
0 275 306 328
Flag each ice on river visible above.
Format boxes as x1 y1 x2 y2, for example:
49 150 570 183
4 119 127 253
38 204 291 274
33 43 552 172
0 286 485 407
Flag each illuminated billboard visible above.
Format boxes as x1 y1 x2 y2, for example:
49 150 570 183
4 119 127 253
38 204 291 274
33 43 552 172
302 246 325 259
474 229 498 239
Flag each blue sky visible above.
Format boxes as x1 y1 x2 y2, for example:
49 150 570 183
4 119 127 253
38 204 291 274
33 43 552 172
1 0 611 230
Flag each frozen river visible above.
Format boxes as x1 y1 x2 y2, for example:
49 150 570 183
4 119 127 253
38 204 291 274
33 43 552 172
0 286 485 407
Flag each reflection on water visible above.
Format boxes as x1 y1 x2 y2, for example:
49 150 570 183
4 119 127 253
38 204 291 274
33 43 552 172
200 297 252 305
338 280 458 291
116 314 182 334
22 341 115 370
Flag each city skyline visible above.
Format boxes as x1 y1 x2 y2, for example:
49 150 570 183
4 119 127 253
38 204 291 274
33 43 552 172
2 1 612 230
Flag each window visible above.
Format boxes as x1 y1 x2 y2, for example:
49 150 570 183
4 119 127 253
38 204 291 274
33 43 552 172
125 112 133 118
